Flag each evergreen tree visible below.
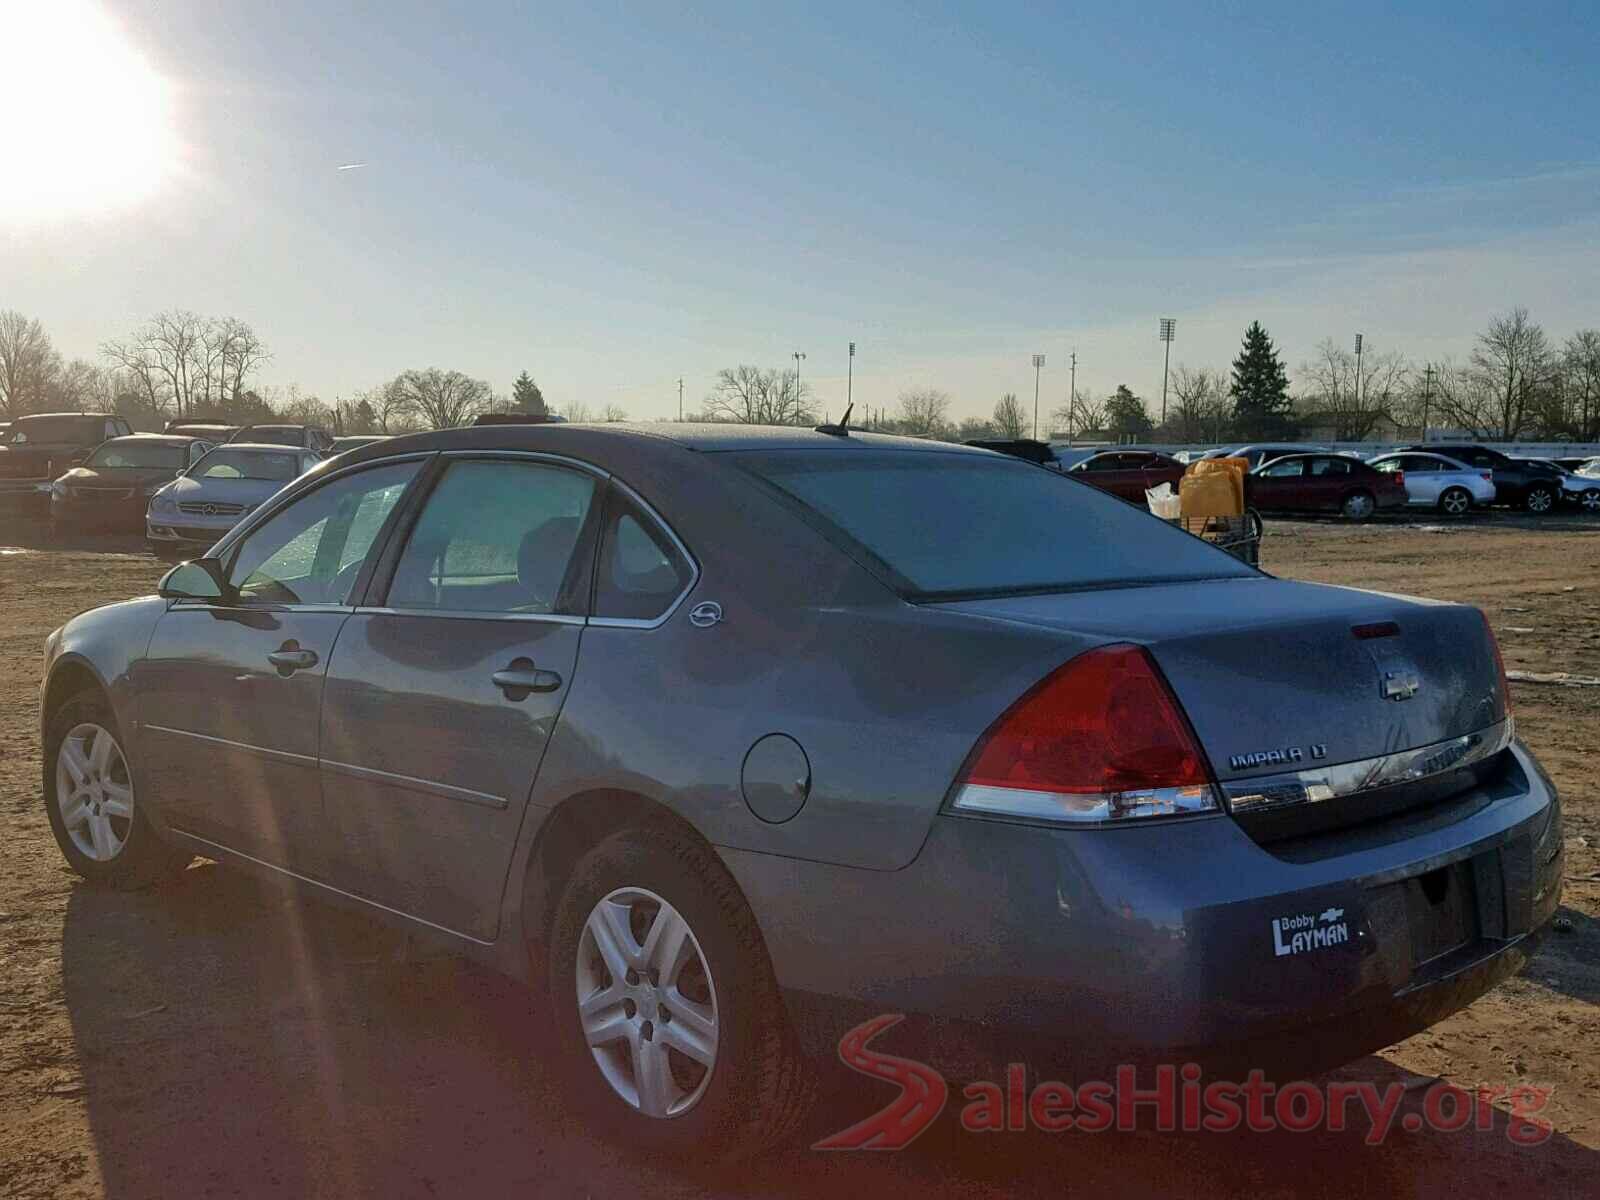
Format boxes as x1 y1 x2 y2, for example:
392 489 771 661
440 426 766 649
1229 321 1295 438
512 370 546 415
1105 384 1153 439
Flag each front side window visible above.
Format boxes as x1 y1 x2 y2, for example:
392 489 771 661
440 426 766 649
225 461 421 606
1260 459 1305 477
386 460 597 615
593 489 694 621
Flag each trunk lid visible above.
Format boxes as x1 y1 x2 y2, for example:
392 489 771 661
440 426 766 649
934 577 1502 781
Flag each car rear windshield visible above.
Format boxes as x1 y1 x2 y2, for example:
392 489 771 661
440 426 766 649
191 448 302 481
729 448 1256 599
86 441 186 470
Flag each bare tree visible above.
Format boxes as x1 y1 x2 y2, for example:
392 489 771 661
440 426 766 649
0 310 62 418
991 392 1027 439
1049 388 1106 441
601 403 629 422
897 387 951 437
1470 308 1553 440
703 365 815 425
1296 340 1410 441
957 415 997 440
384 368 491 429
1556 330 1600 442
1166 367 1231 444
561 399 594 423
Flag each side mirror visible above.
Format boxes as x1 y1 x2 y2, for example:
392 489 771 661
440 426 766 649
159 558 230 602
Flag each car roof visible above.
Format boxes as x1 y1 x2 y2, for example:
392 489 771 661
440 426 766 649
17 411 110 421
101 433 201 446
204 441 314 454
335 422 993 467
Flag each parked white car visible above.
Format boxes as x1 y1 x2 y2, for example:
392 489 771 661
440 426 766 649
146 443 322 557
1367 451 1497 516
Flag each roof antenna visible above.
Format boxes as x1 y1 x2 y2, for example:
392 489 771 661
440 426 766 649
815 402 854 438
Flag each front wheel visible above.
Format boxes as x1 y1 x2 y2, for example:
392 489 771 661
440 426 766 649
1340 490 1376 522
1438 487 1473 517
1524 485 1556 514
43 689 192 889
545 822 813 1160
1580 488 1600 514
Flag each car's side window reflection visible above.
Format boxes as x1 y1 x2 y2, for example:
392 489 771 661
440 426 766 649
385 460 597 615
225 462 421 606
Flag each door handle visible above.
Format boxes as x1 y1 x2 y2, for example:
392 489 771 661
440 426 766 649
492 657 563 700
267 641 319 674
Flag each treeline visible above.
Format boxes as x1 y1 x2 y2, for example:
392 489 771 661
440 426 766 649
0 309 607 433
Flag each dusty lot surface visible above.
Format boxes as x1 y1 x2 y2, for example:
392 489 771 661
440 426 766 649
1 512 1597 1198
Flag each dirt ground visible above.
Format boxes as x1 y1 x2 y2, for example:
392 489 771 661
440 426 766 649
1 511 1597 1198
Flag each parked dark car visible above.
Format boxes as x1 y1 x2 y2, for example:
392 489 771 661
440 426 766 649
473 413 569 426
963 438 1060 468
1250 452 1407 520
1201 443 1329 468
0 412 133 483
1065 448 1185 503
226 423 335 453
1400 444 1564 513
48 434 214 533
41 424 1559 1156
164 421 242 441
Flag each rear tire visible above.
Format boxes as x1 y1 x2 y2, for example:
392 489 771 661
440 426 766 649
1524 485 1556 515
1580 488 1600 515
1438 487 1473 518
544 821 814 1160
1340 490 1376 522
43 689 192 889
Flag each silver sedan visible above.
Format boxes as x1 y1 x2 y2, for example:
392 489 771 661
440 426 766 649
1368 451 1497 516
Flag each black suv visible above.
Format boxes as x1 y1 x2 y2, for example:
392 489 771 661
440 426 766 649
1401 444 1564 513
0 412 133 482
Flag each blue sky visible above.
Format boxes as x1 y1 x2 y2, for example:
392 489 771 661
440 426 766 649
5 0 1598 423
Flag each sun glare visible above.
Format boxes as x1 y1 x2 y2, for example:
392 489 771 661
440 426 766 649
0 0 179 225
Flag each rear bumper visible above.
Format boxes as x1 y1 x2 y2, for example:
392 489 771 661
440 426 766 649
725 741 1562 1076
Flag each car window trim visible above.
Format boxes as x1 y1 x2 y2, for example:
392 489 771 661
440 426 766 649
359 449 613 622
588 477 701 630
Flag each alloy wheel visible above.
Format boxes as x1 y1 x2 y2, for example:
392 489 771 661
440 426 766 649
1582 489 1600 513
55 722 133 861
1343 492 1374 520
576 887 719 1119
1441 489 1471 516
1527 488 1553 513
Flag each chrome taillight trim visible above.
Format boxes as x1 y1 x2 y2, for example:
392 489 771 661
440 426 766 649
950 782 1221 825
1223 718 1514 815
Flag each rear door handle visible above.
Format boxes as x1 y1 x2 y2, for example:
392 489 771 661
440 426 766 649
492 657 563 700
267 642 319 674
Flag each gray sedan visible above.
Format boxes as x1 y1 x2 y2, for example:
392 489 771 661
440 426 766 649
41 424 1562 1156
1368 450 1497 516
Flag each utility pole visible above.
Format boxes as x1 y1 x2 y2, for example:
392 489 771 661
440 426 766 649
677 377 684 422
848 341 855 417
1421 363 1434 442
1354 333 1364 416
793 351 806 416
1068 351 1077 444
1031 353 1046 441
1158 318 1175 428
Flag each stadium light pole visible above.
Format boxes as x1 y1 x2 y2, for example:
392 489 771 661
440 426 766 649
847 342 855 420
1158 318 1176 428
793 351 806 416
1031 353 1046 440
1068 350 1077 444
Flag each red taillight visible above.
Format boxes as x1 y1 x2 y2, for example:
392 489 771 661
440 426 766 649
1482 472 1494 483
1481 611 1512 719
960 644 1211 798
1394 469 1405 488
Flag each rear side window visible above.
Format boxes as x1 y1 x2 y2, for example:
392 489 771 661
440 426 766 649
593 489 694 622
1311 458 1351 476
730 449 1255 599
